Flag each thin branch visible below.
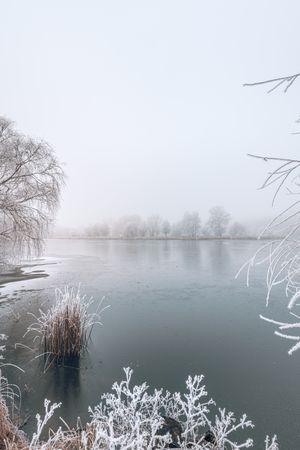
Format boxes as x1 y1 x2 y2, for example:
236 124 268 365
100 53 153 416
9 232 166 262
243 72 300 92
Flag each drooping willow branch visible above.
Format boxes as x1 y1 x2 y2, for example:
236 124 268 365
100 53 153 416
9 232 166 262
238 75 300 353
237 153 300 353
248 154 300 205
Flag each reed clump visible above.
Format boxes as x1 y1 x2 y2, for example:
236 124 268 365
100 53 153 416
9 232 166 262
25 286 108 367
0 336 26 450
0 398 26 450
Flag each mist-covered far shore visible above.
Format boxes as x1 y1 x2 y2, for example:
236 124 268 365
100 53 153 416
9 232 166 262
51 209 280 240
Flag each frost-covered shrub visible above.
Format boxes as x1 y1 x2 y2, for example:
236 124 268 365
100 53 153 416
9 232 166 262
24 367 278 449
0 365 279 449
81 367 255 449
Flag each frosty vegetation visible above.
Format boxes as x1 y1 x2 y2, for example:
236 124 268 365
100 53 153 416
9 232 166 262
240 72 300 354
0 362 279 449
0 334 28 449
0 116 64 264
237 157 300 355
23 286 108 370
55 207 249 240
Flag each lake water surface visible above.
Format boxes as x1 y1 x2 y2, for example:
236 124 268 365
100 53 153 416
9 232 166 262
0 239 299 447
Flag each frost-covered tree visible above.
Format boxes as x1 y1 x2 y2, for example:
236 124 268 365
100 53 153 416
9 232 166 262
123 222 140 238
162 220 171 237
97 223 110 237
169 221 180 237
229 222 246 238
181 211 201 238
207 206 230 238
0 117 64 262
138 220 148 238
146 215 162 237
85 222 110 238
113 215 143 238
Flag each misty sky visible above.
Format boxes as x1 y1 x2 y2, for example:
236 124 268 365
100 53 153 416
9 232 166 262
1 1 300 227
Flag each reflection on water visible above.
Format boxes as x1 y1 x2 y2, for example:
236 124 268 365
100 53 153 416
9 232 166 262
52 360 81 406
0 239 299 447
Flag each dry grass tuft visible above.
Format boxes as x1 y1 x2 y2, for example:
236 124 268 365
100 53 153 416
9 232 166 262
0 398 27 450
25 286 108 369
0 335 26 450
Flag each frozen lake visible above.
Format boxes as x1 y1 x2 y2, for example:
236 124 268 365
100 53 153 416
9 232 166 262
0 239 299 447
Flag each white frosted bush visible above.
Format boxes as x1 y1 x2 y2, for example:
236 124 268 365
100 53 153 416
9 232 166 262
83 368 255 449
24 367 279 449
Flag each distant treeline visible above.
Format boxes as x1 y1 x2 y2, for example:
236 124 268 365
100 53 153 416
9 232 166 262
53 206 267 239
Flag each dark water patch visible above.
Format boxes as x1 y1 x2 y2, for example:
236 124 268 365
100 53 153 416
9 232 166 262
0 268 49 287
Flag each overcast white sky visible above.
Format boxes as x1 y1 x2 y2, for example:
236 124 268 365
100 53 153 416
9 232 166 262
1 1 300 227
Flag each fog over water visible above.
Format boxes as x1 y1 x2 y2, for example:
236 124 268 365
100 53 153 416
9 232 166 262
1 1 300 227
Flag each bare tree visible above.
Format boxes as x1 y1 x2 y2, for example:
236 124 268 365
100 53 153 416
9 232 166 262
206 206 230 238
0 117 65 262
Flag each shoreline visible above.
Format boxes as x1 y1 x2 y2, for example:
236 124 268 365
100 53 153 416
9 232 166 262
48 236 279 241
0 265 50 291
